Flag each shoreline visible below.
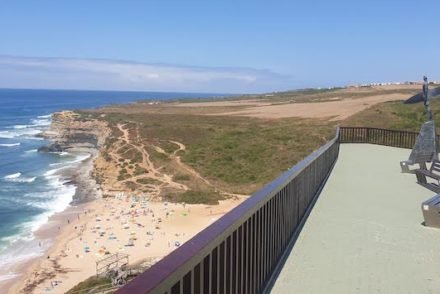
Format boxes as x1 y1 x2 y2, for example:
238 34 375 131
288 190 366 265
4 111 248 293
2 111 106 293
8 189 246 293
3 148 101 293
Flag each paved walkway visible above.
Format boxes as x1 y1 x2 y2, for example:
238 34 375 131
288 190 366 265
272 144 440 294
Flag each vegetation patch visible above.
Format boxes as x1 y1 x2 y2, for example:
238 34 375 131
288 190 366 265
125 181 138 191
136 177 161 185
96 111 335 195
134 166 148 176
159 140 179 154
164 190 225 205
173 173 191 181
343 100 440 132
66 276 112 294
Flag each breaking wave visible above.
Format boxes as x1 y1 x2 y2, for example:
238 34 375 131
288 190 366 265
0 143 20 147
3 173 36 183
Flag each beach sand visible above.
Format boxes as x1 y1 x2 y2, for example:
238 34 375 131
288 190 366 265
7 194 245 294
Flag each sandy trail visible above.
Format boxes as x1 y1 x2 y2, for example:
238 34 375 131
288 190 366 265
165 140 247 198
168 140 212 187
116 124 189 195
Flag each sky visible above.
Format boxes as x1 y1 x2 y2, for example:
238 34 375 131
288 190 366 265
0 0 439 93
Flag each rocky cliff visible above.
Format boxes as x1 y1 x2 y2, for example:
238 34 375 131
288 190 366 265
40 111 111 203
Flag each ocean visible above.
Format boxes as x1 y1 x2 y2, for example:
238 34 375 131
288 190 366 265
0 88 220 282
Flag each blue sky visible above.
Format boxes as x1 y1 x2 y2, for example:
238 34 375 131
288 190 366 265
0 0 439 93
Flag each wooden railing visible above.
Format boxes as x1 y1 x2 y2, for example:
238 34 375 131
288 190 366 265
118 129 341 294
339 126 440 149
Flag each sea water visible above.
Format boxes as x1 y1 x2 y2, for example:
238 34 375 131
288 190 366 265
0 88 219 281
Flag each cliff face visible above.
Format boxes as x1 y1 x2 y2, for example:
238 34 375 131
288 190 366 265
40 111 110 153
40 111 111 203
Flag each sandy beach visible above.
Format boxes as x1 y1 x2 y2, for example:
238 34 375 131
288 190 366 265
8 193 245 294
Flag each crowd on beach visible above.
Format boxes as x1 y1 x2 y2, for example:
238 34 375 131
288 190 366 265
25 192 244 293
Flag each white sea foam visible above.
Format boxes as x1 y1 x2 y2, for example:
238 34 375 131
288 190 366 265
27 179 76 213
1 114 51 141
0 234 48 282
37 114 52 119
20 129 42 136
13 177 36 183
43 166 69 177
0 174 75 275
0 240 44 268
0 143 20 147
12 125 28 129
0 273 20 282
0 113 58 279
4 172 21 179
3 173 36 183
0 131 15 139
48 151 71 157
31 118 51 127
49 154 91 167
0 129 42 139
23 136 44 141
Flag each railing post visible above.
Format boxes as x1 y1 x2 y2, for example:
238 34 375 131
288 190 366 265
367 128 370 143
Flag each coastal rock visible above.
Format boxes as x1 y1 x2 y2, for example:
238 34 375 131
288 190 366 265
41 111 109 151
42 110 111 203
38 143 64 153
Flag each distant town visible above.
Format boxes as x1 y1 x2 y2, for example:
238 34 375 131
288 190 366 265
353 80 439 87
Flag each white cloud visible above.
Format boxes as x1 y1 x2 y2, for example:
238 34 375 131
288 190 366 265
0 56 291 93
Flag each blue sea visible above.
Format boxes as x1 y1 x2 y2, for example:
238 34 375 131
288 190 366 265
0 88 220 281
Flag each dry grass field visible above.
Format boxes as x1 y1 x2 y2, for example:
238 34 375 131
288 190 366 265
77 84 432 204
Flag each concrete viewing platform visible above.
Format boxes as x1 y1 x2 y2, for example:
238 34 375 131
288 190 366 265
272 144 440 293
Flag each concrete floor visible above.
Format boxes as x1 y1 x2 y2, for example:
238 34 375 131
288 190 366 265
272 144 440 294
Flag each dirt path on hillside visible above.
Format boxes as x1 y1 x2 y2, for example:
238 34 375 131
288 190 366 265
168 140 248 198
104 124 248 200
112 124 189 197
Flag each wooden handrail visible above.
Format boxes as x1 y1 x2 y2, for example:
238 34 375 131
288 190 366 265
117 126 432 293
118 129 341 294
339 126 438 149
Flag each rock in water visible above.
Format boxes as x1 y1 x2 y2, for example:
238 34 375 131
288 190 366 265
38 143 64 153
